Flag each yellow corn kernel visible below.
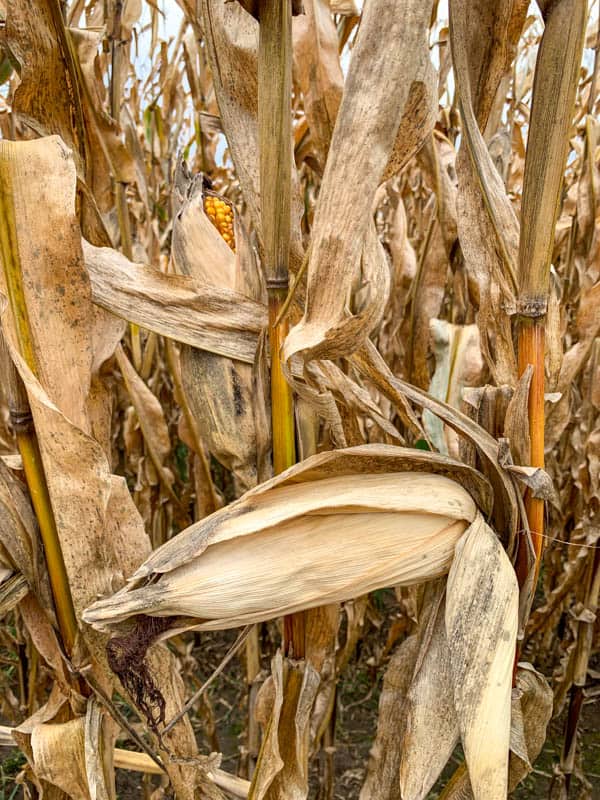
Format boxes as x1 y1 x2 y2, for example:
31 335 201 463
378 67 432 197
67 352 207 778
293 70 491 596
203 192 236 252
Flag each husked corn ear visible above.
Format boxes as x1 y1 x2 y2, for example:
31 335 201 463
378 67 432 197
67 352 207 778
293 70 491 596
203 193 235 251
84 457 483 635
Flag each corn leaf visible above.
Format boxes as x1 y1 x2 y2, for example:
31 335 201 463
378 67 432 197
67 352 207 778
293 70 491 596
84 240 265 363
284 0 436 363
446 514 518 800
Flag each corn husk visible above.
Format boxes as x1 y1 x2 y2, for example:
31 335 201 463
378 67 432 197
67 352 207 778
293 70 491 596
84 444 491 634
172 163 265 494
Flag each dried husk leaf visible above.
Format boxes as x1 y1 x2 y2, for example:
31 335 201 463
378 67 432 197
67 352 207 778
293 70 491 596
70 27 135 210
115 344 177 502
359 634 421 800
19 593 73 704
450 0 524 287
509 664 553 790
418 135 459 259
557 281 600 394
0 572 28 616
0 456 53 616
2 0 87 171
353 343 521 542
84 240 265 363
518 0 587 307
406 200 449 390
450 0 527 383
12 684 73 798
305 602 339 747
313 360 402 443
436 664 553 798
292 0 343 168
172 165 264 493
423 320 484 457
504 365 533 466
31 718 91 799
84 699 116 800
329 0 359 13
0 137 93 432
404 136 460 389
386 192 418 315
382 60 438 182
16 697 115 800
446 514 518 800
497 439 558 505
249 653 320 800
454 153 518 385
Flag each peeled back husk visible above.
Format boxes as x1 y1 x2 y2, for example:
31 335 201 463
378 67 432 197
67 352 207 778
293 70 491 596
172 162 265 494
84 445 490 635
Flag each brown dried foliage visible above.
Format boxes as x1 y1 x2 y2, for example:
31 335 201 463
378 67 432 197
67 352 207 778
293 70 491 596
0 1 598 798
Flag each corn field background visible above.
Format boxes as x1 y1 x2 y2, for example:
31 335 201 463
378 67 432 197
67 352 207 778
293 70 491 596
0 0 599 798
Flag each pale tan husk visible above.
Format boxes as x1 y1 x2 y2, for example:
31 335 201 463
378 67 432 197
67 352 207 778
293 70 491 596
84 445 488 634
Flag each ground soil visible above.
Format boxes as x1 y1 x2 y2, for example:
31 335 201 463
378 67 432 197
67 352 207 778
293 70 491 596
1 597 599 799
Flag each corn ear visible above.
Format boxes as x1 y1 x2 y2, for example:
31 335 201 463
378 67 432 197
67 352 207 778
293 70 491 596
84 445 488 634
172 164 265 494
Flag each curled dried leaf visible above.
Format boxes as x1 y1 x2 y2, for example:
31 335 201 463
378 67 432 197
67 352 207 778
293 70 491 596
284 0 436 363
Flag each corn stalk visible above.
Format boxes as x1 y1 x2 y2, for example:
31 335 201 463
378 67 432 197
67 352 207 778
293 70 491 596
515 0 587 587
257 0 303 656
108 0 140 369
